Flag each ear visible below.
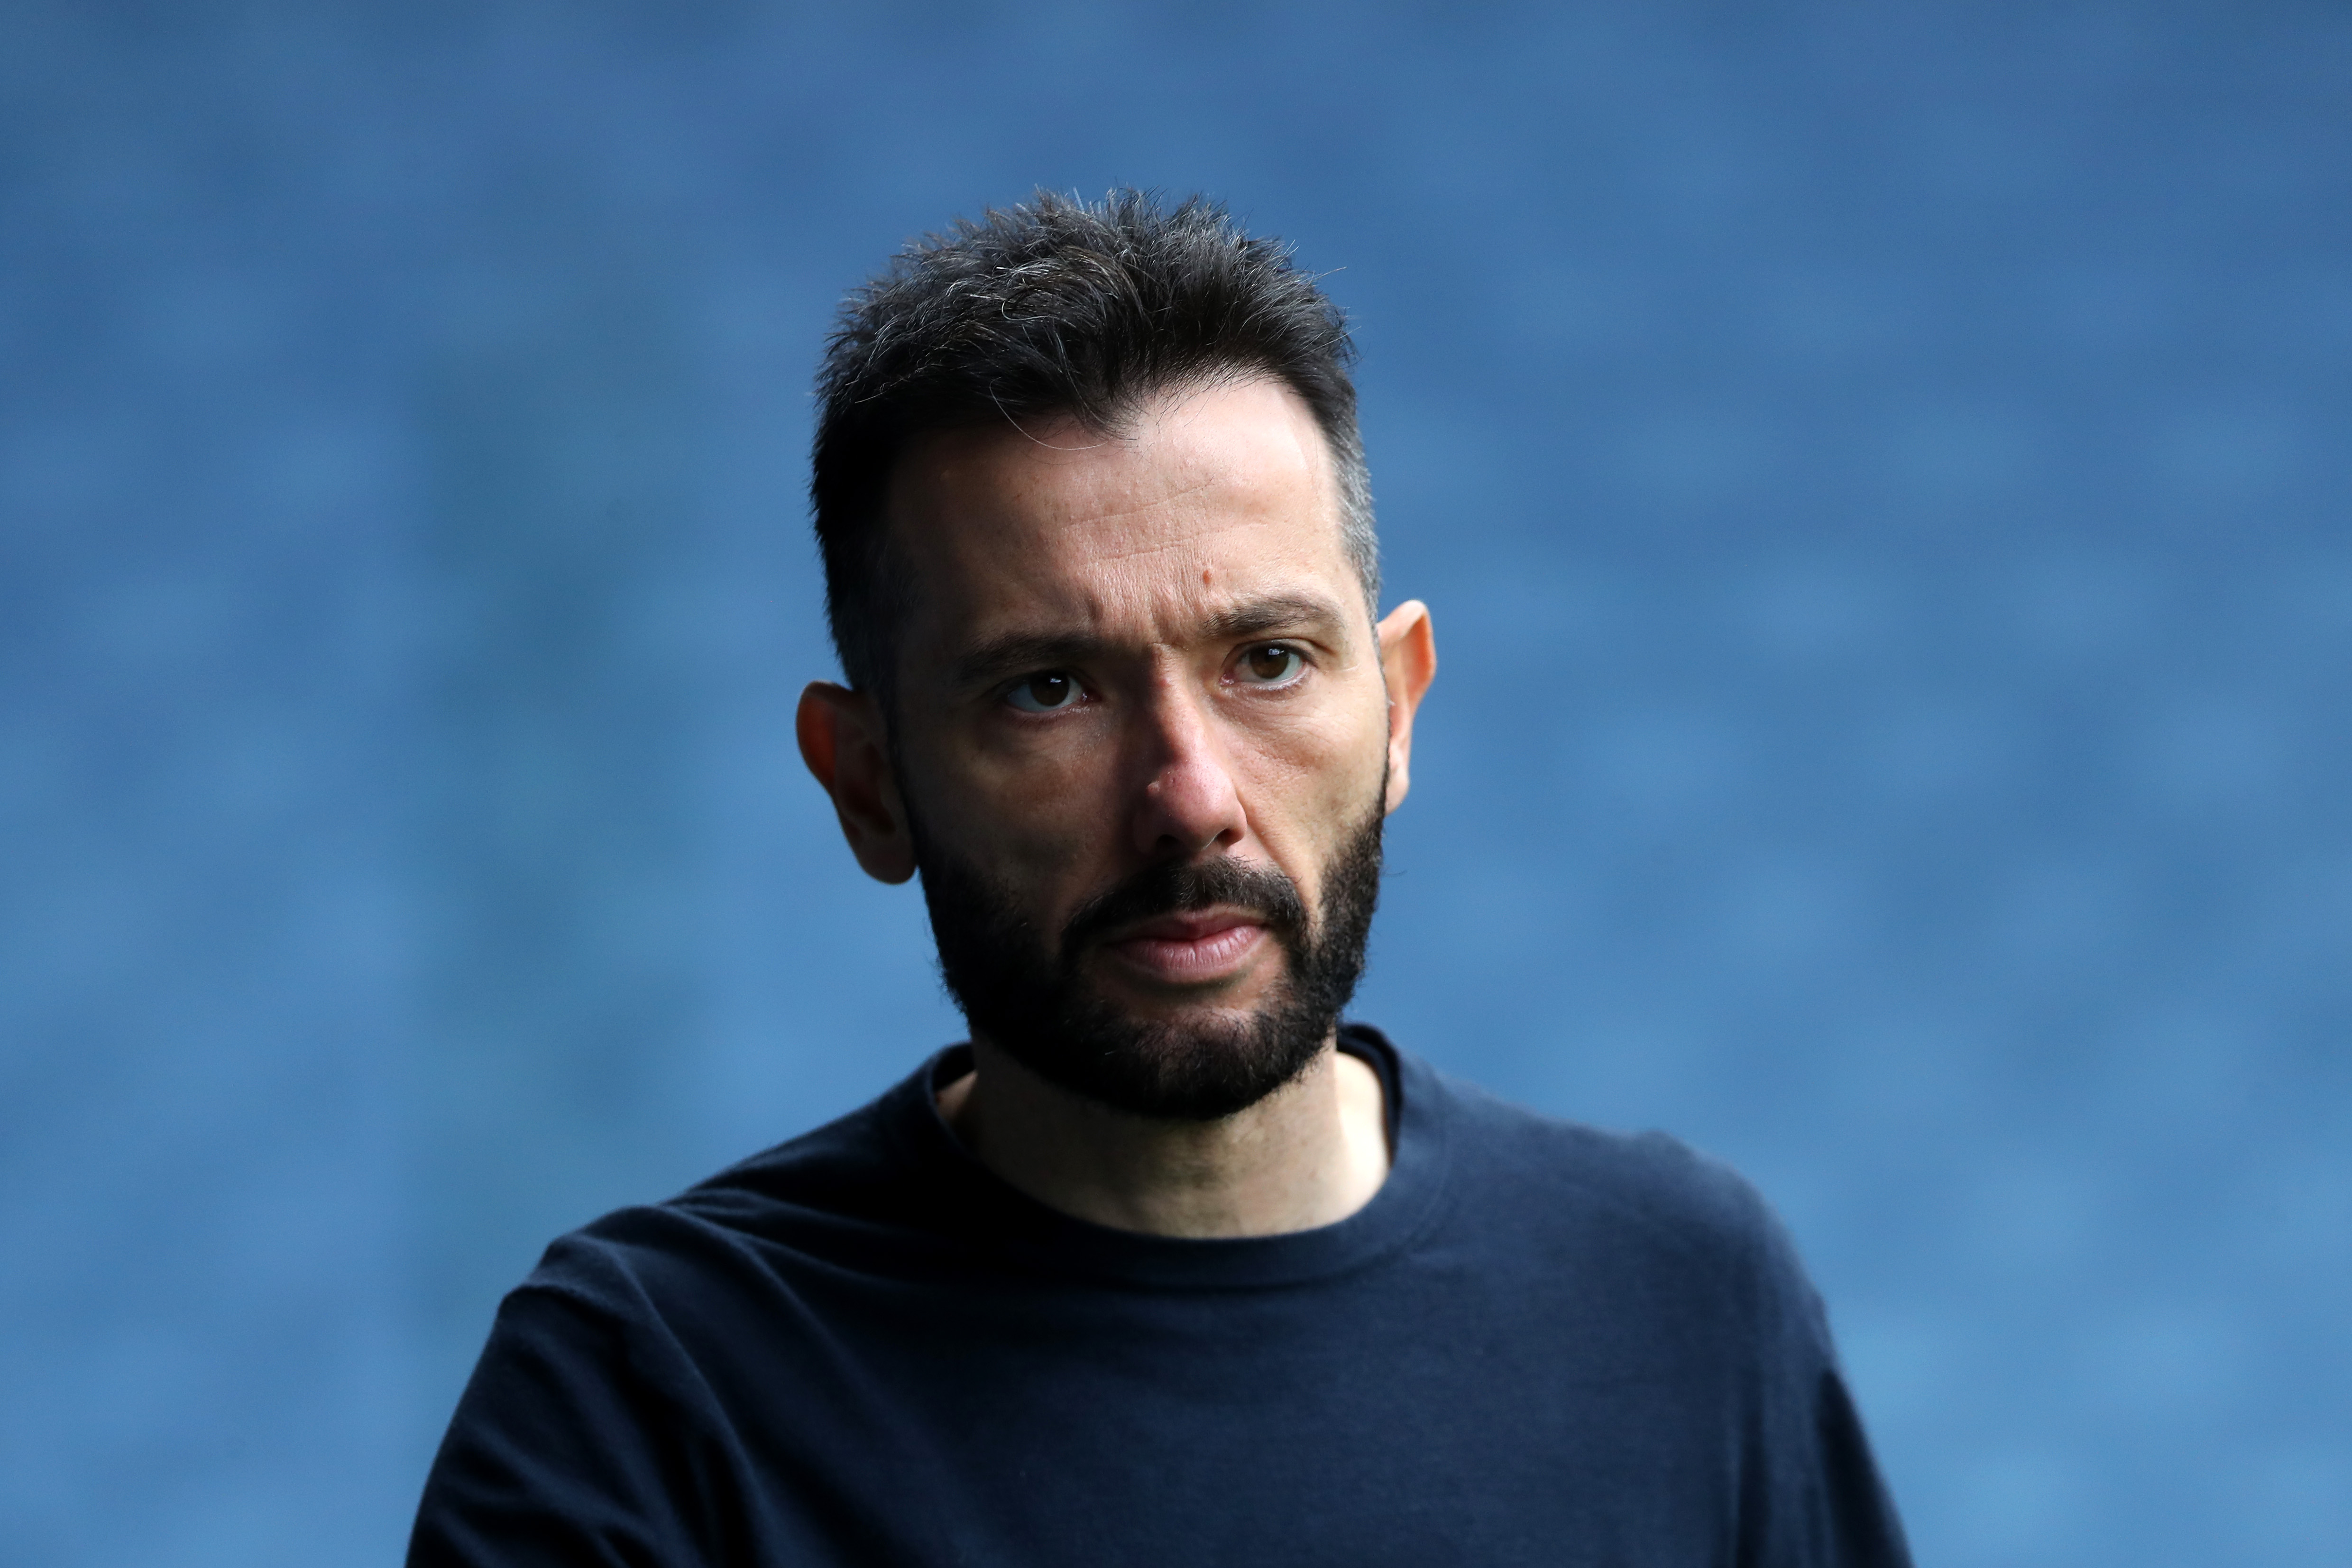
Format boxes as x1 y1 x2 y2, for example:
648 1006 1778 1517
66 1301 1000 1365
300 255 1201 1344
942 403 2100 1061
1374 600 1436 815
796 681 918 884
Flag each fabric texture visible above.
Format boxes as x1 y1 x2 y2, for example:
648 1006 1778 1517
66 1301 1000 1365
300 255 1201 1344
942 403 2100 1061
409 1026 1912 1567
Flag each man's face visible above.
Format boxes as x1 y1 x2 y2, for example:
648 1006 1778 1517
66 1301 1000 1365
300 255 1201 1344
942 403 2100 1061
878 378 1406 1118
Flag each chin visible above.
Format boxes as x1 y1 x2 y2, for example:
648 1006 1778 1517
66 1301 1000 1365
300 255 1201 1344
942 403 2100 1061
998 991 1334 1122
1094 967 1286 1019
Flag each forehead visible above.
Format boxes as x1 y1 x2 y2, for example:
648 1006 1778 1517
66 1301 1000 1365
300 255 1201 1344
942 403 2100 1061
881 379 1354 657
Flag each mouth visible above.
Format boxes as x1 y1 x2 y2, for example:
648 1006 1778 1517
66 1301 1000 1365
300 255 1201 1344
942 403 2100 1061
1097 907 1273 986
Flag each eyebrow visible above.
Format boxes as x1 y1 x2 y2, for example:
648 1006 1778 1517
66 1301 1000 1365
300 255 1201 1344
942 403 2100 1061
952 631 1112 690
1198 592 1350 644
949 591 1352 689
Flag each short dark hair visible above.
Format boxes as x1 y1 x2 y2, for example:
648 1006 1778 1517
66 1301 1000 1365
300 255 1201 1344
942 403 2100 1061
810 189 1378 695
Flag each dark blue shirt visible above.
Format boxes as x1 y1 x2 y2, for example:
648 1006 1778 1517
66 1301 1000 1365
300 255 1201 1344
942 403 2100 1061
411 1026 1911 1566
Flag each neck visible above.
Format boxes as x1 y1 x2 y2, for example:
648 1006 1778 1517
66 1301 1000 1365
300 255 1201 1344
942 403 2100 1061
937 1036 1390 1238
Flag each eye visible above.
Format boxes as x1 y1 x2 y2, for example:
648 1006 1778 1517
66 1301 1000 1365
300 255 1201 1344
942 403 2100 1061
1003 671 1085 714
1237 643 1306 685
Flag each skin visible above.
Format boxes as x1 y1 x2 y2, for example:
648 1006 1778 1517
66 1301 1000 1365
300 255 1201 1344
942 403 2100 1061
797 377 1437 1238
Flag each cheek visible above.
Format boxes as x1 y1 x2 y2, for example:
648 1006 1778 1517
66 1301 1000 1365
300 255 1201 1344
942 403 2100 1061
904 721 1120 881
1238 702 1390 871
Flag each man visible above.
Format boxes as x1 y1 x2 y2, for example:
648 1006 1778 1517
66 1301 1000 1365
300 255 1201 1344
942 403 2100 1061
412 191 1912 1566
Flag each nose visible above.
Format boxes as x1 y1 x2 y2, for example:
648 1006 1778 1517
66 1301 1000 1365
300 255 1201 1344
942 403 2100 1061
1127 674 1248 860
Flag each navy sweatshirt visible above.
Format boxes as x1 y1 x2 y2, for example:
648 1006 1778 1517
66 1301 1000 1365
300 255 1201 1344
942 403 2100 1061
411 1026 1911 1567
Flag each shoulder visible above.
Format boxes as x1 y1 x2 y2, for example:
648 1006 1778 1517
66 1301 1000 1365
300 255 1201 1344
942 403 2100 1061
1452 1069 1769 1241
1392 1041 1813 1318
512 1059 949 1330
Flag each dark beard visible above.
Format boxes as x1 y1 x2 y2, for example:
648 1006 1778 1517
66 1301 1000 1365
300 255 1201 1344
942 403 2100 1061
910 799 1385 1121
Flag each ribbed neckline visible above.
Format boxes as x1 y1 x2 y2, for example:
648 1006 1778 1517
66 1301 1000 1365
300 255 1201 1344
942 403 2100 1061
879 1023 1453 1292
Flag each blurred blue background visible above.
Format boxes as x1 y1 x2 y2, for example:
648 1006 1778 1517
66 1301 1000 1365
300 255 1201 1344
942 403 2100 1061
4 2 2349 1563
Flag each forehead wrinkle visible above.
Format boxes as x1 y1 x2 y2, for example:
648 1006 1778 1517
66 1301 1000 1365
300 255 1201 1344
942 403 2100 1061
1019 469 1221 533
1073 525 1250 570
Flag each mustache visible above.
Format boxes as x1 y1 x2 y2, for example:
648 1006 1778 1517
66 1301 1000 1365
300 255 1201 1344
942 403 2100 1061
1059 855 1310 960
